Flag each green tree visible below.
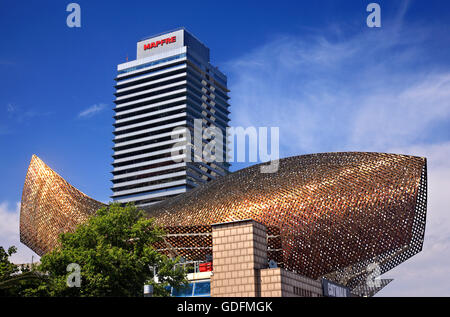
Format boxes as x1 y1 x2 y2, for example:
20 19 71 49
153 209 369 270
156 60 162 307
34 203 187 296
0 246 49 296
0 246 19 282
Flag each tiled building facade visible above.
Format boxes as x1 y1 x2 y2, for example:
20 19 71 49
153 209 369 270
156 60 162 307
210 220 323 297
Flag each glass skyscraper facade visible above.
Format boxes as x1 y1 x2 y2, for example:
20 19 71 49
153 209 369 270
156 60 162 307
111 28 230 206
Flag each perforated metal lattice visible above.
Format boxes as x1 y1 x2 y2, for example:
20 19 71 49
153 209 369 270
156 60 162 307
144 152 427 289
20 155 105 255
20 152 427 294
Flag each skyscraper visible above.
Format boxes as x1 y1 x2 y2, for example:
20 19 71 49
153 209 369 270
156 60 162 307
111 28 230 207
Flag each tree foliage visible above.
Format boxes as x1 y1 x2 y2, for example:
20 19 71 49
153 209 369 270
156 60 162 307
2 204 187 296
0 246 19 282
0 246 47 296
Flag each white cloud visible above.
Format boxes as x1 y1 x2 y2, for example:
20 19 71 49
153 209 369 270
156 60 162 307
78 103 107 118
352 74 450 149
4 103 49 124
0 201 39 264
224 22 450 296
225 27 450 155
7 103 15 113
378 142 450 296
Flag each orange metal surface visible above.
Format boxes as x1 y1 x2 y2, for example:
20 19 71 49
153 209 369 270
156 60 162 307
20 152 427 291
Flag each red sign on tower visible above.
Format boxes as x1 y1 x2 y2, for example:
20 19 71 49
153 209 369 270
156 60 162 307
143 36 177 51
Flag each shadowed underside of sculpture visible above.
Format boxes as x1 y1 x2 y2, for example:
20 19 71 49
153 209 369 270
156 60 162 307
20 152 427 293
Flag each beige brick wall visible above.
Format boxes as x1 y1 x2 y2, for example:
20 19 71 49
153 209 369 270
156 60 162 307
210 220 323 297
260 268 322 297
260 268 283 297
211 220 267 297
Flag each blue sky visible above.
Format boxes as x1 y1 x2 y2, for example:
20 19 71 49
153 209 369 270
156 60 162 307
1 0 450 296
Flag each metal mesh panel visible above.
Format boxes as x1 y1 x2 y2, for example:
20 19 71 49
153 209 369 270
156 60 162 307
20 152 427 294
144 152 427 289
20 155 105 255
